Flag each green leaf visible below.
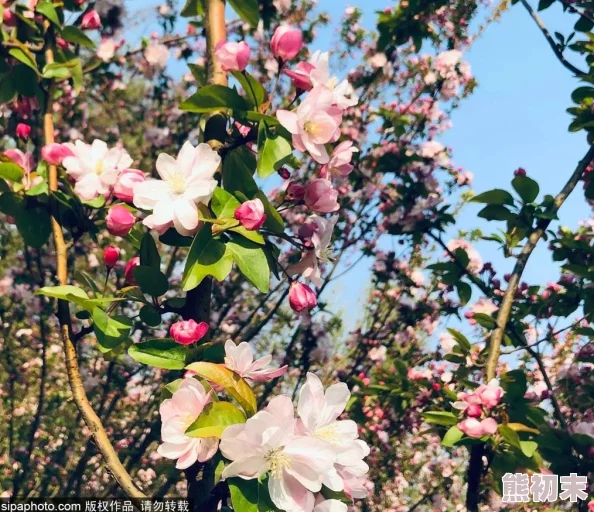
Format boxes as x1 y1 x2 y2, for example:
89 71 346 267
0 162 25 183
36 0 61 25
478 205 516 222
12 65 39 97
227 236 270 293
512 175 539 203
537 0 554 9
182 225 233 291
223 147 258 198
160 228 193 247
422 411 458 426
471 189 515 206
571 86 594 104
473 313 496 329
499 424 522 449
36 285 89 302
16 206 52 248
128 339 186 370
93 309 133 352
9 48 38 74
447 328 472 351
42 63 73 80
519 440 538 457
211 187 241 218
140 233 161 270
186 402 246 439
133 265 169 297
185 361 257 416
227 0 259 27
456 281 472 306
180 0 204 17
139 305 162 327
228 478 279 512
231 71 266 109
256 122 293 178
442 425 464 447
0 74 16 104
180 84 249 113
61 26 96 49
256 191 284 234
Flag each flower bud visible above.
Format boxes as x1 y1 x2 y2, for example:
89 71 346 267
285 181 305 202
170 319 209 345
214 40 250 72
81 10 101 30
270 26 303 62
114 168 146 203
304 179 340 213
289 282 317 312
466 404 482 418
234 198 266 231
41 143 74 165
514 167 526 176
124 256 140 284
106 205 136 237
103 245 120 268
277 167 291 180
284 62 315 91
16 123 31 140
3 9 17 28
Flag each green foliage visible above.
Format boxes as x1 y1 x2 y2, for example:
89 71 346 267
185 402 246 439
180 84 249 113
228 478 280 512
256 121 293 178
227 0 259 27
128 339 187 369
227 236 270 293
133 265 169 297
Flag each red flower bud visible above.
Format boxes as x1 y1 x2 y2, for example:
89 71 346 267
103 245 120 268
289 282 317 312
16 123 31 140
106 205 136 237
124 256 140 284
170 319 209 345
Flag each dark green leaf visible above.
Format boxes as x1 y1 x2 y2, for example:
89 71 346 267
231 71 266 109
36 0 61 25
422 411 458 426
456 281 472 305
16 206 52 248
478 205 516 221
447 328 472 351
512 175 539 203
227 236 270 292
180 85 249 113
471 189 515 206
180 0 204 17
140 233 161 270
139 305 162 327
61 26 96 49
227 0 259 27
133 265 169 297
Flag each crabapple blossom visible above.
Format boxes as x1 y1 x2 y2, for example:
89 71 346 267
223 340 288 382
308 52 358 109
62 139 133 201
133 141 220 236
277 87 342 164
270 26 303 61
124 257 140 284
304 179 339 213
157 378 218 469
214 41 250 72
284 61 316 91
458 417 498 438
80 10 101 30
103 246 120 268
144 43 170 69
475 379 504 408
170 320 209 345
16 123 31 140
319 141 358 179
106 205 136 237
41 143 74 165
289 282 317 312
220 395 336 512
114 169 146 203
287 250 322 287
234 198 266 230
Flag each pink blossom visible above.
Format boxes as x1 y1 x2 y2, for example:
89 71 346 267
103 245 120 268
286 181 306 202
106 205 136 237
41 143 75 165
81 10 101 30
475 379 504 408
4 149 34 173
16 123 31 140
277 87 342 164
446 239 483 274
270 26 302 61
97 38 117 62
144 43 170 69
223 340 288 383
215 41 250 72
124 257 140 284
289 282 317 312
287 250 322 288
157 378 219 469
569 422 594 439
320 141 358 179
458 417 498 438
170 319 209 345
284 61 315 91
234 198 266 230
114 169 146 203
304 179 339 213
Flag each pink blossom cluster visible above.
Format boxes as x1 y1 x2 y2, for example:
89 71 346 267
453 379 504 438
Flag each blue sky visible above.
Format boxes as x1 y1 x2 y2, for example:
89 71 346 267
129 1 591 335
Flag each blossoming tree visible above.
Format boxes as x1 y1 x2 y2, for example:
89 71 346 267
1 0 594 511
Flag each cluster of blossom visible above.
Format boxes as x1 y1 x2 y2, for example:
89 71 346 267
158 340 369 512
453 379 504 438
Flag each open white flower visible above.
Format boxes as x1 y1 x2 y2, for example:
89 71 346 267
62 139 133 201
309 51 358 109
224 340 288 383
133 141 220 236
220 395 335 512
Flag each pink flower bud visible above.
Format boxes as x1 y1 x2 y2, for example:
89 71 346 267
234 198 266 231
16 123 31 140
270 26 303 61
41 143 74 165
277 167 291 180
466 404 482 418
81 10 101 30
304 178 340 213
103 245 120 268
106 205 136 237
114 168 146 203
170 319 209 345
286 182 305 202
284 62 315 91
56 37 69 50
514 167 526 176
3 9 16 27
458 417 498 438
214 40 250 72
124 256 140 284
289 282 317 312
